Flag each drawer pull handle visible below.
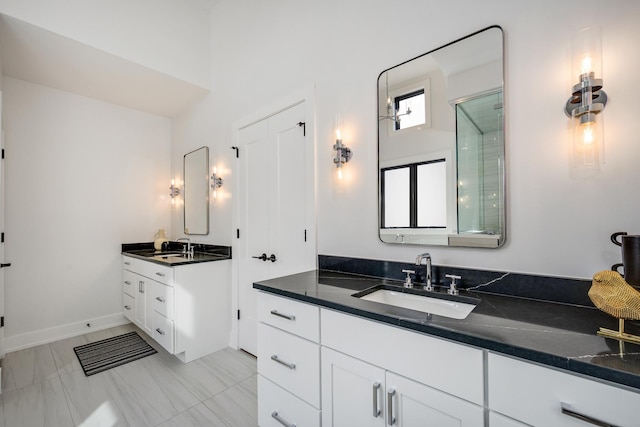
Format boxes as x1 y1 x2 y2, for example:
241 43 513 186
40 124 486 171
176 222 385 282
387 388 396 425
124 262 131 266
372 382 381 417
155 272 165 277
124 281 131 285
124 305 131 310
271 411 296 427
270 310 295 321
155 328 165 336
270 354 296 370
561 402 616 427
155 297 165 303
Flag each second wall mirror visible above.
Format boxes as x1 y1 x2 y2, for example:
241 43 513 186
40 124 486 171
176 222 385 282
378 26 505 248
183 146 209 235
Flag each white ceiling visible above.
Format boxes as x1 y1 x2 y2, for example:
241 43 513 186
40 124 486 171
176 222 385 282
0 14 209 117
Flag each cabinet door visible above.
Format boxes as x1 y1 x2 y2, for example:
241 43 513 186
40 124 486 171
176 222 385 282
386 372 484 427
134 277 153 334
321 347 386 427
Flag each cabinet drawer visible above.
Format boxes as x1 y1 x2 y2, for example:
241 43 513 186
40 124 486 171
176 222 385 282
122 256 136 271
122 292 134 322
258 375 320 427
122 270 137 297
152 283 174 319
257 292 320 342
257 323 320 408
136 260 173 286
321 308 484 405
152 311 174 354
488 352 640 427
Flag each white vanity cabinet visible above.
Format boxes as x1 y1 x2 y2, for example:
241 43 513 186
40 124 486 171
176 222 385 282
321 308 484 427
488 352 640 427
256 292 321 427
122 255 230 363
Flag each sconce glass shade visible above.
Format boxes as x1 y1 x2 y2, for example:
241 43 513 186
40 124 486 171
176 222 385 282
571 108 603 176
572 27 602 80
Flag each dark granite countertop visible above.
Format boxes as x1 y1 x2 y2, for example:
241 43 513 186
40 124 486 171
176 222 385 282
254 269 640 391
122 242 231 266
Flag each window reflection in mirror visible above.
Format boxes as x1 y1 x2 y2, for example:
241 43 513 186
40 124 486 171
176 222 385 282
378 26 505 248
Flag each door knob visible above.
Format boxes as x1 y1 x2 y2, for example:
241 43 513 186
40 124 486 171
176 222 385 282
268 254 277 262
252 253 267 261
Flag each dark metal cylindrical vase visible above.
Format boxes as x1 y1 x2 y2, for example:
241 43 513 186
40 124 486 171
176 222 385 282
611 232 640 289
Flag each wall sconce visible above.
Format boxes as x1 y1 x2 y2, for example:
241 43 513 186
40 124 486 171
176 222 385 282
210 167 223 200
333 115 352 180
564 26 608 176
169 179 180 204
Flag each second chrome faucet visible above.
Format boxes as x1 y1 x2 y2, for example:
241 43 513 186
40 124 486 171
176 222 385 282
415 253 433 291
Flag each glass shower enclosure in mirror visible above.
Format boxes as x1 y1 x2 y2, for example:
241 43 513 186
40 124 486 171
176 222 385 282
378 26 505 248
183 146 209 235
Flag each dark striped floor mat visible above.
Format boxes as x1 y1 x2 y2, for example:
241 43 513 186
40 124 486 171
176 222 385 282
73 331 157 376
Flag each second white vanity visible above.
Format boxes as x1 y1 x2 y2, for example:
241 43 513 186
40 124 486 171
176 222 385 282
122 251 230 363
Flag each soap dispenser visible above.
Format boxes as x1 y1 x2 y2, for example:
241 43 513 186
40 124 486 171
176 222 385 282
154 229 168 251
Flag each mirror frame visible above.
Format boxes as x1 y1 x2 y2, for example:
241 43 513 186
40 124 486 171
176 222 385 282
183 146 210 235
377 25 505 248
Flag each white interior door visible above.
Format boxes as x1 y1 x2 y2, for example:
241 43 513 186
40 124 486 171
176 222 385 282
237 102 314 355
0 92 5 363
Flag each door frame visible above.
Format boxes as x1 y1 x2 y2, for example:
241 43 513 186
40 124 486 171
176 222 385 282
230 86 317 349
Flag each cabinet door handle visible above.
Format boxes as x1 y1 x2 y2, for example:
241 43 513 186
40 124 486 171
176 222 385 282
155 272 165 277
139 281 144 293
387 388 396 425
270 354 296 370
561 402 616 427
155 328 165 336
372 382 381 417
271 411 296 427
155 297 165 303
270 310 295 321
124 305 131 310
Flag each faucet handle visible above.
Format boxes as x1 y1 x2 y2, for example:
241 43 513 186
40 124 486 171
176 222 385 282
445 274 462 295
402 269 415 288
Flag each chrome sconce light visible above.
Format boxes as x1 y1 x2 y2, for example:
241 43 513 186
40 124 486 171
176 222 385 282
169 179 180 204
333 115 352 180
565 27 608 176
210 167 223 200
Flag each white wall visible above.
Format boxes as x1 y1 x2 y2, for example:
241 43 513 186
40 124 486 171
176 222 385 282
0 0 212 89
3 77 171 350
171 0 640 280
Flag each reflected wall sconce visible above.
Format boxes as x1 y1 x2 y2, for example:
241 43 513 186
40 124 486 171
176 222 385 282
333 115 352 180
379 73 412 126
169 179 180 205
564 26 608 176
210 167 224 200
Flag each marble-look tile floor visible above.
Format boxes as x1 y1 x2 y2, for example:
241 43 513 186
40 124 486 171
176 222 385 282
0 323 258 426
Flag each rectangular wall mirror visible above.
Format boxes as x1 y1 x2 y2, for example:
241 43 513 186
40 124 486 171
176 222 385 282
378 26 505 248
183 146 209 235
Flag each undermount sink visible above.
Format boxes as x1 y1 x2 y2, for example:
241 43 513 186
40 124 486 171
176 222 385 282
154 253 187 258
353 286 479 319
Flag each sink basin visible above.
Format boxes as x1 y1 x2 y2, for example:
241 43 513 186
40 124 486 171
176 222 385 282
153 253 189 259
353 286 479 319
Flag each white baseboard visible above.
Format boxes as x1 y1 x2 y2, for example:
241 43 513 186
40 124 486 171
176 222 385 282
4 313 130 353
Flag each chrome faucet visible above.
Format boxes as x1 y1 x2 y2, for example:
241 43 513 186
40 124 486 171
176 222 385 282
176 237 192 256
415 253 433 291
